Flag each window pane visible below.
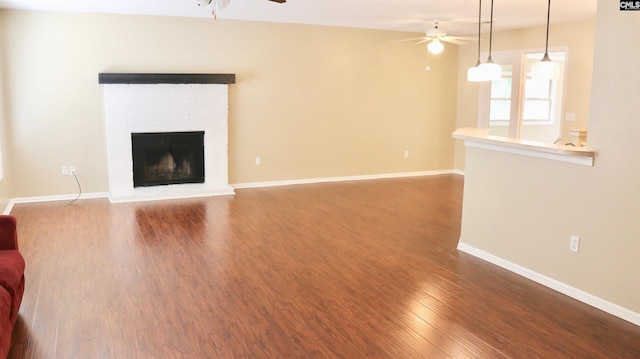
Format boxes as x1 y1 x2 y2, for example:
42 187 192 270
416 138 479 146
523 100 550 120
489 64 513 133
524 78 551 99
490 100 511 121
491 78 512 98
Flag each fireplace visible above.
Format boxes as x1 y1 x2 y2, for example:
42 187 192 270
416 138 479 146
131 131 205 187
100 73 235 203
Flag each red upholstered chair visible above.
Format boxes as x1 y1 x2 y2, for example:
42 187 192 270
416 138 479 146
0 215 25 358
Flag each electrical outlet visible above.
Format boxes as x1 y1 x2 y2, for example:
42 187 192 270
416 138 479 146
69 166 76 175
570 235 580 253
404 150 409 158
61 166 68 176
255 157 261 166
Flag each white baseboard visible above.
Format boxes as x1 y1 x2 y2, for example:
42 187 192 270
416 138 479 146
232 169 460 189
2 170 458 212
452 169 465 176
3 170 464 212
4 192 109 214
457 241 640 327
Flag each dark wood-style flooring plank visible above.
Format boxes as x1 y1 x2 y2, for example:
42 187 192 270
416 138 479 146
6 175 640 358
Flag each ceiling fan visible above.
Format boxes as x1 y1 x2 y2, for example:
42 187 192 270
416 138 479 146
394 20 472 55
197 0 286 19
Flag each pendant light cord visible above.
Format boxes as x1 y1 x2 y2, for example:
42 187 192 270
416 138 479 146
544 0 551 56
476 0 482 65
488 0 494 61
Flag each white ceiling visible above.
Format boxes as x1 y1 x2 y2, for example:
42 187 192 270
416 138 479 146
0 0 597 35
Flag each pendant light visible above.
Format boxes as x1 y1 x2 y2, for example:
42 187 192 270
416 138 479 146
531 0 559 80
467 0 483 82
477 0 502 81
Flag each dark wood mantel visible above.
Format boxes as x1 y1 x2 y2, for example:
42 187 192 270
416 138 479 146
98 73 235 85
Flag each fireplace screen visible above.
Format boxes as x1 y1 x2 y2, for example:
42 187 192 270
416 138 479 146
131 131 205 187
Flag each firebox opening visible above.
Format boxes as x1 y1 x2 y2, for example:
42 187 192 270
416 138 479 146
131 131 205 187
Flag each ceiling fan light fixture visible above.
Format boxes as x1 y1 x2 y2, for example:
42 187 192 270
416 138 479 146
427 39 444 55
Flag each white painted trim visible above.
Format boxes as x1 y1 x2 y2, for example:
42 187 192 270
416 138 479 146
466 141 594 166
232 170 459 189
451 169 465 176
453 128 594 166
457 241 640 327
4 192 110 214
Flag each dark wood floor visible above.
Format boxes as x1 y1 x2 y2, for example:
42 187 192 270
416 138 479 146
6 175 640 358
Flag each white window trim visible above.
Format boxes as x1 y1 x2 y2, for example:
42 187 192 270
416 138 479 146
478 46 569 140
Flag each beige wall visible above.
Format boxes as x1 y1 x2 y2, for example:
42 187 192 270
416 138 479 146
0 20 13 211
455 20 595 170
458 1 640 316
0 10 459 198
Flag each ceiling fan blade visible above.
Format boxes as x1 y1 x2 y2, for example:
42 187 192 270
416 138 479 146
268 0 286 3
446 35 476 41
412 39 431 46
390 37 429 44
441 38 467 46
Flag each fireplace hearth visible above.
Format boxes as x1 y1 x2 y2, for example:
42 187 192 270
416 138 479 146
131 131 205 187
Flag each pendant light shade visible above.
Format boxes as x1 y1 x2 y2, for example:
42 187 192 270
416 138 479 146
467 0 502 81
531 54 559 80
478 61 502 80
467 65 484 82
531 0 559 80
467 0 483 82
427 39 445 55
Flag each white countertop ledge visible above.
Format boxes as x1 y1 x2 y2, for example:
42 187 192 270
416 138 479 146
453 128 595 167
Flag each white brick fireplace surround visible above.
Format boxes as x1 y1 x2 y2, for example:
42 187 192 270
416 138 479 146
99 73 236 203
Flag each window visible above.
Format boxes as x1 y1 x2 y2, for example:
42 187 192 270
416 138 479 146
479 49 567 143
523 78 552 123
488 65 513 126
